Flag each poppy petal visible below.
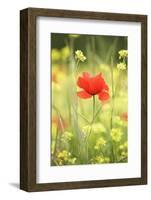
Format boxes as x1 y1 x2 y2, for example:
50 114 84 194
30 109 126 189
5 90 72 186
88 73 105 94
98 91 110 101
83 72 90 79
96 74 109 91
77 77 89 91
77 91 92 99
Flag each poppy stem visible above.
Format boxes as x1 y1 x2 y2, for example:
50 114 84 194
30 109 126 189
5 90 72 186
93 105 102 122
92 95 95 122
85 95 96 163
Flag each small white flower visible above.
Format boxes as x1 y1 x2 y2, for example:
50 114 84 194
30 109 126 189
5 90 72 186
117 62 126 70
118 50 128 59
75 50 86 62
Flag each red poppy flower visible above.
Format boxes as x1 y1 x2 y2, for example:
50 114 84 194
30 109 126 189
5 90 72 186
77 72 110 101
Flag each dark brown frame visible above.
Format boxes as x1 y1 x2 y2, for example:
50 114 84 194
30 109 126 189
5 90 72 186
20 7 147 192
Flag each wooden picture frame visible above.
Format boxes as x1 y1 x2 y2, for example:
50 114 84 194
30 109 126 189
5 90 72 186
20 7 147 192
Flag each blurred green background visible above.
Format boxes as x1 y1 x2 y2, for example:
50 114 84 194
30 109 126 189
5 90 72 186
51 33 127 65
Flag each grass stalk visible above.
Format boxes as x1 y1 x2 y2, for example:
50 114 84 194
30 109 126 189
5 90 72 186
110 56 116 162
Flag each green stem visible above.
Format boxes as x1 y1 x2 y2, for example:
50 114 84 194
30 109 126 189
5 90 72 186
114 69 120 97
93 105 102 122
110 56 115 162
110 56 114 130
123 57 126 64
71 103 90 124
92 95 95 122
53 119 59 163
73 60 80 75
85 95 96 163
91 37 96 75
69 37 74 72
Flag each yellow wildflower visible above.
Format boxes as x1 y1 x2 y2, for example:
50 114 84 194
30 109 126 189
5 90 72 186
61 46 70 60
111 128 123 142
52 49 61 61
56 150 76 166
82 123 106 136
57 150 70 161
117 62 126 70
94 137 106 150
119 142 128 151
61 131 73 142
75 50 86 62
118 49 128 59
91 156 110 164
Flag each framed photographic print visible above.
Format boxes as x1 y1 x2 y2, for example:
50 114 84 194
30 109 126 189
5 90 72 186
20 8 147 191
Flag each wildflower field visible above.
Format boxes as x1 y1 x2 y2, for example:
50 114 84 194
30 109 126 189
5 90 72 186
51 33 128 166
